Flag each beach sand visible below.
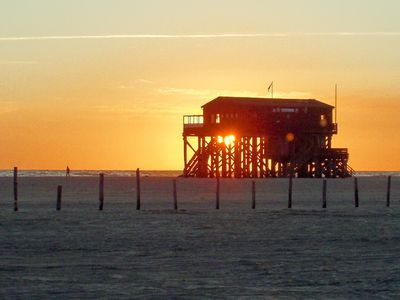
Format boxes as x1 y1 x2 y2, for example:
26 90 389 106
1 176 400 298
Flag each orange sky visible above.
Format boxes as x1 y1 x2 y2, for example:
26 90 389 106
1 1 400 171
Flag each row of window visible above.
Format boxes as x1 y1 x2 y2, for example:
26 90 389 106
210 113 239 124
273 108 300 113
211 109 303 124
209 111 328 124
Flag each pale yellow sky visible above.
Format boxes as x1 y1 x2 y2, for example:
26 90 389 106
1 1 400 170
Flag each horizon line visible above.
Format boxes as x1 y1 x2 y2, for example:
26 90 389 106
1 32 400 41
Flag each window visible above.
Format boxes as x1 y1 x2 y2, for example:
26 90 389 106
281 108 296 113
216 113 221 124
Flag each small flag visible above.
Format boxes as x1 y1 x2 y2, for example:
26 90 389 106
268 81 273 92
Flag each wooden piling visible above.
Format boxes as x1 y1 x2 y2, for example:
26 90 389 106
216 178 220 210
386 176 392 207
252 180 256 209
13 167 18 211
173 179 178 210
99 173 104 211
56 185 62 211
354 177 359 208
322 180 327 209
136 168 141 210
288 175 293 209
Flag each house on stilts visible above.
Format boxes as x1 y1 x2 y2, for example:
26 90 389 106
182 96 353 178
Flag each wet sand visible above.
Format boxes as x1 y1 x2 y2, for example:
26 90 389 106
1 176 399 298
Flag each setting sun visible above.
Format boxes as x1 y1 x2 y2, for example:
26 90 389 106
224 135 236 146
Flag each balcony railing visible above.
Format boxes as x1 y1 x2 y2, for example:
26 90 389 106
183 115 204 128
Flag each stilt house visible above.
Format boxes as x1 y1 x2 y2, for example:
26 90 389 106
183 96 352 178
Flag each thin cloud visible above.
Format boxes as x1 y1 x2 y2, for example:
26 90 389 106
0 34 286 41
157 88 260 99
89 103 188 119
306 32 400 36
0 32 400 42
157 87 312 100
118 79 155 89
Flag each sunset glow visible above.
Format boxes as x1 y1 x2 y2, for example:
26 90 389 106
224 135 236 147
1 1 400 171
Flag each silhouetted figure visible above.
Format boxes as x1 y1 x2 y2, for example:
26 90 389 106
66 166 70 177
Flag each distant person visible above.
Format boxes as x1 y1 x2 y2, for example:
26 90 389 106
66 166 70 177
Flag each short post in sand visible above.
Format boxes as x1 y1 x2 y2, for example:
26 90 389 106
173 179 178 210
216 177 220 210
288 175 293 209
13 167 18 211
136 168 141 210
354 177 359 208
99 173 104 211
56 185 62 211
322 180 327 209
252 180 256 209
386 176 392 207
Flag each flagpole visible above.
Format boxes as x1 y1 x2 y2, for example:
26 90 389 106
272 81 274 98
268 81 274 98
335 84 337 123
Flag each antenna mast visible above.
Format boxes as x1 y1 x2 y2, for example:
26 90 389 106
335 84 338 124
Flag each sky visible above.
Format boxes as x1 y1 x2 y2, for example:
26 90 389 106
0 0 400 171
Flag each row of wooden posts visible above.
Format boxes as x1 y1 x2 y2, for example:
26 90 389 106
11 167 393 211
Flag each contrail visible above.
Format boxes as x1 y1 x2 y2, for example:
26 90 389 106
0 32 399 42
0 33 287 41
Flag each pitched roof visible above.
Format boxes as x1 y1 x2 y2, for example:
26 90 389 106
202 96 334 109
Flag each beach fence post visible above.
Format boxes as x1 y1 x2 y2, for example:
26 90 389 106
99 173 104 211
354 177 359 208
173 179 178 210
216 178 220 210
387 176 392 207
56 185 62 211
288 175 293 209
136 168 141 210
322 179 327 209
252 180 256 209
13 167 18 211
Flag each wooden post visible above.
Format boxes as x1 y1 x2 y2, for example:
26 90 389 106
99 173 104 210
13 167 18 212
216 178 220 210
354 177 359 208
136 168 141 210
173 179 178 210
56 185 62 211
252 180 256 209
183 136 188 177
288 175 293 209
386 176 392 207
322 180 327 209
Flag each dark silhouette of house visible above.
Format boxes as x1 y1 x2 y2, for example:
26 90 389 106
183 96 352 178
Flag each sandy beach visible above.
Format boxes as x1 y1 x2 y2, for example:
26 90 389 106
1 176 400 298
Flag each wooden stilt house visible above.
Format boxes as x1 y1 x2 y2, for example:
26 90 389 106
183 96 353 178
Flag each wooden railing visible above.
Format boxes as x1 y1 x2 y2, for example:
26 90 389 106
183 115 204 128
346 165 356 177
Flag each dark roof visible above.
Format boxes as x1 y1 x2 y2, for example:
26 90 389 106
202 96 334 109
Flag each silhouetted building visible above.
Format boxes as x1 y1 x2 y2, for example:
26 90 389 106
183 96 352 178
